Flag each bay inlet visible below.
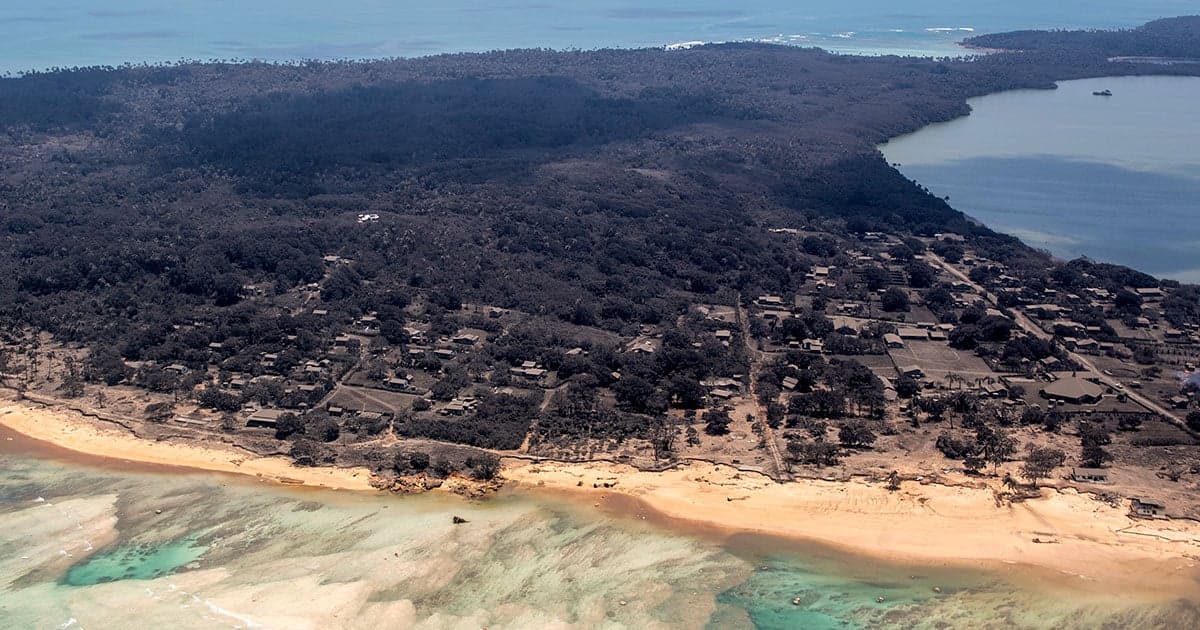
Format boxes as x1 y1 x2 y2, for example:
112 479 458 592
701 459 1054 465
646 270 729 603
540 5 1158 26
881 75 1200 282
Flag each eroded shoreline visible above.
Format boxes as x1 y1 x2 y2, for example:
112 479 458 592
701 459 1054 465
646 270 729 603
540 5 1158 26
3 400 1199 601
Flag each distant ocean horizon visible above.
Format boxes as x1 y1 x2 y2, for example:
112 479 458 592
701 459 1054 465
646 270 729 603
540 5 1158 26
3 0 1199 74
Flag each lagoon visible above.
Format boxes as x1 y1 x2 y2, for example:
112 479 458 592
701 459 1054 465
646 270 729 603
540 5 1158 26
881 75 1200 282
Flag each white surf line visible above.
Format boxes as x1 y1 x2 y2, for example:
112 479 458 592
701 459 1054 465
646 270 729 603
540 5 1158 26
46 499 94 557
197 595 268 630
167 586 269 629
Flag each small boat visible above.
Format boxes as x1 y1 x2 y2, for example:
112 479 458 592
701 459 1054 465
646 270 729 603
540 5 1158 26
1092 89 1112 96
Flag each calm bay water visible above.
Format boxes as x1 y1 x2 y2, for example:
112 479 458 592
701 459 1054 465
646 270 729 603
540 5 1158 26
2 447 1199 629
3 1 1199 73
882 76 1200 282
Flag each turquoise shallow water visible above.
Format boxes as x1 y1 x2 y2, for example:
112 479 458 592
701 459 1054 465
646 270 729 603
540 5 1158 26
2 448 1199 629
2 0 1197 73
62 537 207 586
881 76 1200 282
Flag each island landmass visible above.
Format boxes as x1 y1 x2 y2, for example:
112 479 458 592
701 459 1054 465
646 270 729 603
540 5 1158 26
3 16 1200 592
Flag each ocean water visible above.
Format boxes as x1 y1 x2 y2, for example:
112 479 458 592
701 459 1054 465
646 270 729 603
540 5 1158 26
2 0 1199 73
881 76 1200 282
2 447 1200 629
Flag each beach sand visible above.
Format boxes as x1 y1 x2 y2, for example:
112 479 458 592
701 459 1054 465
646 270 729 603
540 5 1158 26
503 460 1200 598
4 400 1200 598
0 402 376 492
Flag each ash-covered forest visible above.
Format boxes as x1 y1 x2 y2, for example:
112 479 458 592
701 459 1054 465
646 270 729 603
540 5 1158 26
1 17 1198 467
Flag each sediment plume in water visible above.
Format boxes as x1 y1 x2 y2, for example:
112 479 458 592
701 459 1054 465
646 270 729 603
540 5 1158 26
1 454 1198 629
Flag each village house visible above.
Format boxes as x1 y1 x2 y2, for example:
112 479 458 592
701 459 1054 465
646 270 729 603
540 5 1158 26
1039 376 1104 405
702 377 740 393
1026 304 1067 319
625 339 658 355
831 317 862 334
511 361 548 382
1071 467 1109 483
440 397 479 416
979 382 1008 398
1130 498 1166 519
1038 356 1062 372
246 408 286 429
1134 287 1165 301
451 333 480 346
1050 320 1087 337
897 364 924 380
357 411 386 423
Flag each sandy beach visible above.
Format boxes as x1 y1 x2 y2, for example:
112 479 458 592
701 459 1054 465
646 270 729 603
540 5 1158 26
4 399 1200 598
504 460 1200 598
0 402 376 492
